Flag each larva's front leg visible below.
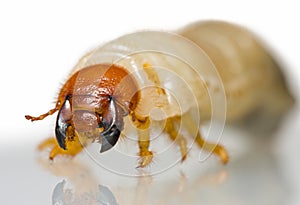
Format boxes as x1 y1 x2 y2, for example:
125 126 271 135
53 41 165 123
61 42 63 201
132 114 153 168
38 135 84 160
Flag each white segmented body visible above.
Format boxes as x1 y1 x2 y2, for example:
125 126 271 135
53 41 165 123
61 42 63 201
179 21 294 122
73 21 294 124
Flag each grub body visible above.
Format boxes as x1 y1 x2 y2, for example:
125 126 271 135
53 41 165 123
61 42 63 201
26 21 294 166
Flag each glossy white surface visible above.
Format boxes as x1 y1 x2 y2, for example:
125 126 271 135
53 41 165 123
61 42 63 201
1 111 299 205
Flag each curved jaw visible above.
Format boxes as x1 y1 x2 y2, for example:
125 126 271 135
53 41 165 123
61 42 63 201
99 124 121 152
55 96 72 150
54 95 125 153
55 122 68 150
99 97 124 153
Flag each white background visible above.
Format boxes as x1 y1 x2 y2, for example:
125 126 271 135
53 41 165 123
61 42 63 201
0 0 299 141
0 1 299 205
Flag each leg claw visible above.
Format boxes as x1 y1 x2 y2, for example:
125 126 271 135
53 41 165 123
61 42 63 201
137 151 153 168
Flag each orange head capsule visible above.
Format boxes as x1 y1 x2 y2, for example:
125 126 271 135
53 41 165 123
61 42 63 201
26 64 140 153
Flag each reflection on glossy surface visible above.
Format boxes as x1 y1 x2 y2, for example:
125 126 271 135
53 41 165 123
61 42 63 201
1 107 297 205
98 185 119 205
52 180 118 205
45 160 227 205
38 159 114 205
36 122 291 205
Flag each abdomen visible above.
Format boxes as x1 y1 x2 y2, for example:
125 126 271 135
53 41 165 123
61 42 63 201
180 21 294 122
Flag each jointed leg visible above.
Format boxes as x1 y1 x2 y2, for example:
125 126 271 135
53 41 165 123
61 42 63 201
143 63 166 95
164 117 188 162
38 134 84 160
194 132 229 164
183 113 229 164
132 115 153 168
37 137 57 151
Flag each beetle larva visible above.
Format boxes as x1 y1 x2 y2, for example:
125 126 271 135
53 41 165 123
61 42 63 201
26 21 294 168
